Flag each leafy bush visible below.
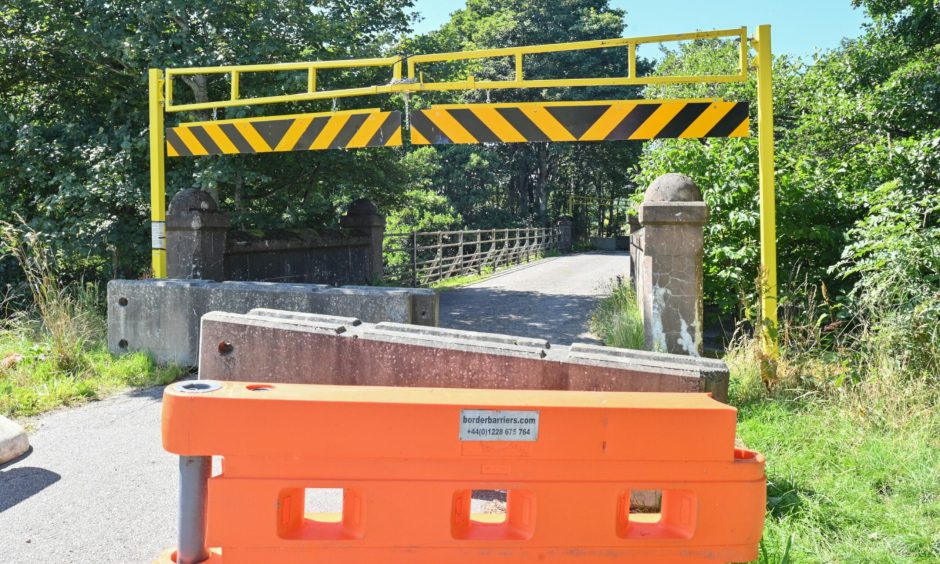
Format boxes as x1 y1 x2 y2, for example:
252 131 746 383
838 134 940 377
386 148 464 234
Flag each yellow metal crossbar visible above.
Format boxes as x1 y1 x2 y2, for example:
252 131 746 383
162 28 748 113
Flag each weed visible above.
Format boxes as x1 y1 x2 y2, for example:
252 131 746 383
0 331 184 417
590 276 644 350
427 251 556 290
0 218 187 418
430 266 496 290
0 219 100 371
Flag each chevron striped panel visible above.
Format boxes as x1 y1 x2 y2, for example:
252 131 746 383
410 101 749 145
166 110 402 157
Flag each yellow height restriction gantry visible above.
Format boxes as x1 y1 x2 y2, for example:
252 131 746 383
148 25 778 354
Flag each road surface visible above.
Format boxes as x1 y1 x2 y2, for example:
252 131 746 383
0 251 628 563
439 251 628 345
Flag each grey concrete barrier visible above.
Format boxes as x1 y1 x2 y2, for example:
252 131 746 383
107 280 438 366
199 309 729 401
0 415 29 464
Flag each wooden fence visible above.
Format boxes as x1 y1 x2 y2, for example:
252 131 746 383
384 227 560 286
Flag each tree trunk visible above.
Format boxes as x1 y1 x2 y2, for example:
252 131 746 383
535 144 549 225
234 171 244 230
516 161 530 217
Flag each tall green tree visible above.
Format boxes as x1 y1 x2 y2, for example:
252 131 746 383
399 0 650 233
0 0 415 282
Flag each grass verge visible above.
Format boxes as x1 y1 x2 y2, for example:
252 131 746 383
730 344 940 562
429 266 497 290
0 219 186 419
0 331 184 418
429 250 561 291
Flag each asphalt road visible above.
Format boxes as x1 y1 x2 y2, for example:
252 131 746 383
0 251 628 563
440 251 629 345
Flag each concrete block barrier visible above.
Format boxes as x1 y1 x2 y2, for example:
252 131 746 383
107 280 438 366
0 415 29 464
199 309 729 400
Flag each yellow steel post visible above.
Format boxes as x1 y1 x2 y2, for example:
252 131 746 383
148 68 167 278
755 25 778 355
231 71 240 100
628 43 637 79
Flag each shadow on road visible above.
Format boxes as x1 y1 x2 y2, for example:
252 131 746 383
440 288 603 346
0 458 61 512
127 385 169 400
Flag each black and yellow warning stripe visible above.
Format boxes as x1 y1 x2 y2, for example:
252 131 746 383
410 101 749 145
166 110 402 157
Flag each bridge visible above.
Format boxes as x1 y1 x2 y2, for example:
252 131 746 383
1 23 775 562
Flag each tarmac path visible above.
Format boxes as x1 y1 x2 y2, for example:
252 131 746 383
0 251 628 563
438 251 628 344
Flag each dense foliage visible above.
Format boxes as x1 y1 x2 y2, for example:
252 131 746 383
636 1 939 332
0 0 415 283
0 0 651 287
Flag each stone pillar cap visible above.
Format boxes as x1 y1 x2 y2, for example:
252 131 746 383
644 173 702 203
346 198 380 216
169 189 220 214
340 198 385 229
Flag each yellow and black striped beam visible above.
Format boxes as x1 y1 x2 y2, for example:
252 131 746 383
166 109 402 157
410 100 749 145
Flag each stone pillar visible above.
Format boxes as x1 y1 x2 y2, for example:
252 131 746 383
627 215 643 290
166 189 229 280
340 198 386 283
627 214 642 234
557 216 573 253
637 174 708 356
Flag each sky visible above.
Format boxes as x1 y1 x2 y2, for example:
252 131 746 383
407 0 870 60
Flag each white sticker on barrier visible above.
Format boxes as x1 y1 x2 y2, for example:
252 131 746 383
152 221 166 250
459 409 539 441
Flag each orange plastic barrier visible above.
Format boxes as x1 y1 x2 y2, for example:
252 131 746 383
158 381 765 564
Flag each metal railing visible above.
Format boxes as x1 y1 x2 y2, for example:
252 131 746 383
159 28 748 113
384 227 560 286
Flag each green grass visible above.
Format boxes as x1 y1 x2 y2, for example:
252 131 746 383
0 330 186 418
429 266 497 290
727 343 940 563
0 220 187 419
589 277 645 349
